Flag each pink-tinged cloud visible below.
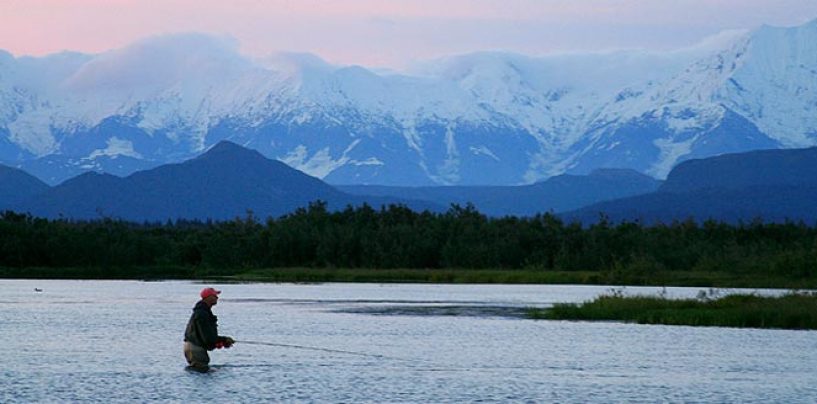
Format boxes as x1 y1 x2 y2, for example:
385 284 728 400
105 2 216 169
1 0 816 68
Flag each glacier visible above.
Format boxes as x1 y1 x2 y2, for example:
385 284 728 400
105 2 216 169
0 20 816 186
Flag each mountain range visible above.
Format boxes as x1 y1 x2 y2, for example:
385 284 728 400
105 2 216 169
2 142 816 224
0 141 658 222
1 19 816 186
1 142 439 221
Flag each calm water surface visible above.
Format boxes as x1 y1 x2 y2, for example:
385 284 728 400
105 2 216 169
1 280 815 403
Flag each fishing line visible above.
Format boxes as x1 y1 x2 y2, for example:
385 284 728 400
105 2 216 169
234 340 500 372
235 340 413 362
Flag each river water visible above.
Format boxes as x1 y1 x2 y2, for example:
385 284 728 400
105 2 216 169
1 280 815 403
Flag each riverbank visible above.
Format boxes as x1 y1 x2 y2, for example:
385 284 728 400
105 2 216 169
529 292 817 330
228 268 817 289
2 266 816 289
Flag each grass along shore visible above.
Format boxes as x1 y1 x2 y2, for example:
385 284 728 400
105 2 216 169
529 291 817 330
2 266 817 289
227 268 817 289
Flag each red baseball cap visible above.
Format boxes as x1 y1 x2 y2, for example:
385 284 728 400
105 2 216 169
200 287 221 299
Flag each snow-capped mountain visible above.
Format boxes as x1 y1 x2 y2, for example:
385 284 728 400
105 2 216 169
1 19 816 186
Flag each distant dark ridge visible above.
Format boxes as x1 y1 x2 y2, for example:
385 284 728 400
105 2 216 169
562 185 817 226
0 164 50 208
13 141 439 221
661 147 817 193
563 146 817 225
339 168 661 217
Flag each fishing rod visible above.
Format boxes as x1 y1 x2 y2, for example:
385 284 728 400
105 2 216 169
235 340 411 362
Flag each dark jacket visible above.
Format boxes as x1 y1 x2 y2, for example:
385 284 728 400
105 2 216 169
184 300 228 350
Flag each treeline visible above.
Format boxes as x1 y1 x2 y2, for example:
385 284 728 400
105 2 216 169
1 202 816 279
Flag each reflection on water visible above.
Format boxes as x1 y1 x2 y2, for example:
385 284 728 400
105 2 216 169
1 280 815 402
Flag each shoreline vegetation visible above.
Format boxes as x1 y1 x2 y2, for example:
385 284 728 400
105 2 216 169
1 266 815 290
227 268 817 289
1 202 816 289
528 291 817 330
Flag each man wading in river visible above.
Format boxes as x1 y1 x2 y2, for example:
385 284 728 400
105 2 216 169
184 287 235 372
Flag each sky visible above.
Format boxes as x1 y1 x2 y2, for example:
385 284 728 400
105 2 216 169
2 0 817 69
